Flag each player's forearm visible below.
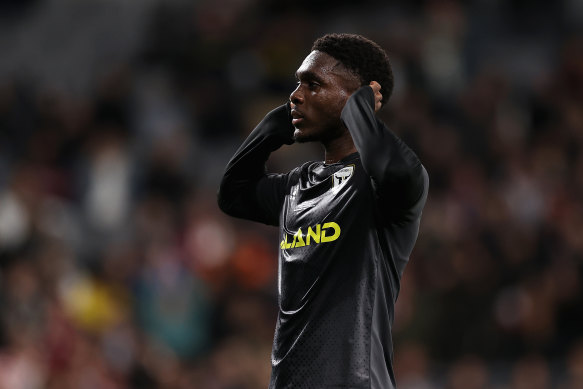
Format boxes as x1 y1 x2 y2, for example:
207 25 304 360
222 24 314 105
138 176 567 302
217 104 293 220
340 86 426 212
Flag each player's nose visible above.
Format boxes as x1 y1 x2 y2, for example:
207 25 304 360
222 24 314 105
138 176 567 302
290 85 304 105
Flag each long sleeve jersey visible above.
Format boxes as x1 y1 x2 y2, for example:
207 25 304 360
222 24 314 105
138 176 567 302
218 86 429 389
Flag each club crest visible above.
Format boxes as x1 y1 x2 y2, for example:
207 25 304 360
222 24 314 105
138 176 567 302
332 165 355 188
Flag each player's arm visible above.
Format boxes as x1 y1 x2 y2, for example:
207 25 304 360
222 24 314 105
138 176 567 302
340 82 428 223
217 104 295 226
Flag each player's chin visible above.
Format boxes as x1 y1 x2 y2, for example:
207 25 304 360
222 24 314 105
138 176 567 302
293 127 312 143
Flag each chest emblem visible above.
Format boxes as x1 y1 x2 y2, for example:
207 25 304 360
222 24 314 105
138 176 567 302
332 165 355 188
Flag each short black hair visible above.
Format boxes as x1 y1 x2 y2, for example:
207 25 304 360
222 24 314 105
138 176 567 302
312 33 394 106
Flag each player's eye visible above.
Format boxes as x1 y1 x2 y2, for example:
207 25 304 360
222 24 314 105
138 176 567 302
295 80 320 89
308 81 320 90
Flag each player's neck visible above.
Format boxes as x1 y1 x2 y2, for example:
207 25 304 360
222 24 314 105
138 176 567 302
323 132 357 164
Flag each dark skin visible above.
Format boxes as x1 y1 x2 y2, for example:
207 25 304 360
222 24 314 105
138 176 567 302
290 50 383 164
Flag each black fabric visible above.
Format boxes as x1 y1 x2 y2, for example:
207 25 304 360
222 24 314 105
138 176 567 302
218 86 428 388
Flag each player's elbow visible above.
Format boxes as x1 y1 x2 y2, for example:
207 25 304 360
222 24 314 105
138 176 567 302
217 178 252 219
376 163 428 223
394 162 427 207
217 182 236 216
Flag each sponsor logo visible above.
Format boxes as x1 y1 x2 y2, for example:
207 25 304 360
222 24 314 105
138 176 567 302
280 222 341 249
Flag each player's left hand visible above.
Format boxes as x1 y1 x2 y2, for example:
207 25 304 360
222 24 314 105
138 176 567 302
369 81 382 112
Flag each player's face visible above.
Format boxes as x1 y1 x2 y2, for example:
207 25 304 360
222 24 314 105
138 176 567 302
289 51 361 143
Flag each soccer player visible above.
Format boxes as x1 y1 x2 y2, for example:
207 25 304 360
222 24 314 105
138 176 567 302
218 33 429 388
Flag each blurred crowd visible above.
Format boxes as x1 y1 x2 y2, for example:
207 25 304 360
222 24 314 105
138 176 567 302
0 0 582 388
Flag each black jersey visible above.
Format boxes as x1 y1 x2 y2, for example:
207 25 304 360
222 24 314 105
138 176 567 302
218 86 429 388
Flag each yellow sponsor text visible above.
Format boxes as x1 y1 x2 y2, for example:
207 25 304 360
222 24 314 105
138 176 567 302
280 222 341 249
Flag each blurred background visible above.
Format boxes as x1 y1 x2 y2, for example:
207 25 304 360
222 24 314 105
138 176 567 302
0 0 582 388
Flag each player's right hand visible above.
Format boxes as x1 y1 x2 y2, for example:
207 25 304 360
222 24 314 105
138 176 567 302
369 81 382 112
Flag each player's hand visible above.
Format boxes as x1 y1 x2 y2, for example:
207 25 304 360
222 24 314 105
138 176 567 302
278 102 295 145
369 81 382 112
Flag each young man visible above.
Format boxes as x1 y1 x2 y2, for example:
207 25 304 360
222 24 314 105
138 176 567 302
218 33 429 388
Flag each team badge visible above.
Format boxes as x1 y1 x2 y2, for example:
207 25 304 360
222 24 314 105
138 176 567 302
332 165 354 188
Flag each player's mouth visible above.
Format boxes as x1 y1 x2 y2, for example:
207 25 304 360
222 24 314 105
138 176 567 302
291 110 304 126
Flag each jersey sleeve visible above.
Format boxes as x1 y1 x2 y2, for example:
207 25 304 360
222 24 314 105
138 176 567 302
217 104 295 226
340 86 429 224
